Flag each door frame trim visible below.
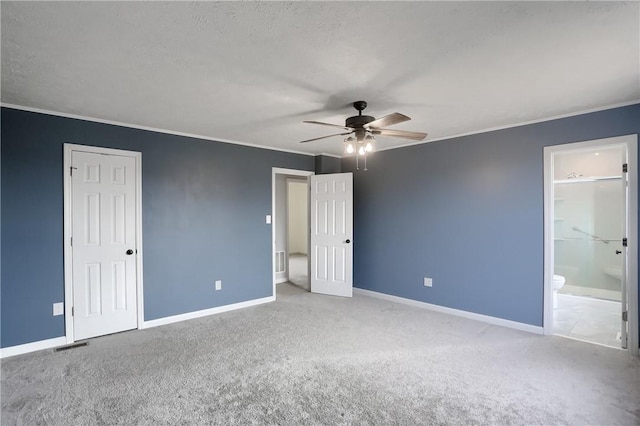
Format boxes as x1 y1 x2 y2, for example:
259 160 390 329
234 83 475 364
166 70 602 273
543 134 638 356
272 167 314 298
63 143 144 343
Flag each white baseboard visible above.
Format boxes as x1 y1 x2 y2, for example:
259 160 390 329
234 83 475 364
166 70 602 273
354 288 543 335
141 296 275 329
0 336 68 359
1 297 275 359
275 277 289 284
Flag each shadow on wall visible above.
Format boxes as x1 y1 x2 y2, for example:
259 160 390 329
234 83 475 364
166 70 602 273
342 104 640 328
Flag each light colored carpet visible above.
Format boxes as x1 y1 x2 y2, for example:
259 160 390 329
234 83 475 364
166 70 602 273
2 283 639 425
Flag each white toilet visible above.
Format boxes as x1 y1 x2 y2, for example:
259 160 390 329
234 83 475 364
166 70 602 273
553 274 566 309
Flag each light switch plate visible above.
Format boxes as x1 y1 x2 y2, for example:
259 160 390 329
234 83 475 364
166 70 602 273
215 280 222 291
424 277 433 287
53 302 64 316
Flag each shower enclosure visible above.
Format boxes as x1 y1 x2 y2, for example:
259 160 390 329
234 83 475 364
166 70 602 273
554 179 623 301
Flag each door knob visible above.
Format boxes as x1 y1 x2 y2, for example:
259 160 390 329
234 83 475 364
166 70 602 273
126 249 134 255
616 250 622 255
345 239 351 244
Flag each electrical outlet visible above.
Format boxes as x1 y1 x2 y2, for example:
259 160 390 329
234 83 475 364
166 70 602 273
53 302 64 316
266 215 272 224
424 277 433 287
215 280 222 291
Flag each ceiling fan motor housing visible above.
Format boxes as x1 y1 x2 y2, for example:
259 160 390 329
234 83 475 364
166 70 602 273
346 115 374 141
345 115 375 129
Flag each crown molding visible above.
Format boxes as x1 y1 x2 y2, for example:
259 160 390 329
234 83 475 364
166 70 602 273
0 103 317 157
316 152 342 159
4 100 637 158
377 100 640 153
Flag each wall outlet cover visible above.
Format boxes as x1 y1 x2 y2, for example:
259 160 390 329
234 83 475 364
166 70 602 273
53 302 64 316
424 277 433 287
266 215 272 224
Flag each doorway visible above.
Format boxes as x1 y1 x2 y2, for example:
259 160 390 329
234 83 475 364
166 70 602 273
272 168 354 299
272 168 314 297
63 144 143 343
287 179 309 289
543 135 638 355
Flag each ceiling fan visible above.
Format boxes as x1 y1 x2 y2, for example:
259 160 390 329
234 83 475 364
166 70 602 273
300 101 428 153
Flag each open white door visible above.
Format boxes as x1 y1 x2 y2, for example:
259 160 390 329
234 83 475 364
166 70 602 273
71 150 138 340
310 173 353 297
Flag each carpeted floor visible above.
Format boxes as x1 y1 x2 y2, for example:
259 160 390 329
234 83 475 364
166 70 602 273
2 283 639 425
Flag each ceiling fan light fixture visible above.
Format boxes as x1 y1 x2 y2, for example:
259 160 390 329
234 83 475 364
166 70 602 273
344 143 355 155
301 101 427 169
344 136 356 155
364 134 376 153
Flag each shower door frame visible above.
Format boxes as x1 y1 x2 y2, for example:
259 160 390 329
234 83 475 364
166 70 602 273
543 134 638 356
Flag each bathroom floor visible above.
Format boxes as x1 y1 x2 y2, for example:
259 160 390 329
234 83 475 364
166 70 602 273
554 294 621 348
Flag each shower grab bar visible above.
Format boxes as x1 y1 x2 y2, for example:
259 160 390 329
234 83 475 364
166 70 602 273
571 226 611 244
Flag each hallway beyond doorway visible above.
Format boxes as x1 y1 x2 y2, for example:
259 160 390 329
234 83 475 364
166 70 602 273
288 254 308 290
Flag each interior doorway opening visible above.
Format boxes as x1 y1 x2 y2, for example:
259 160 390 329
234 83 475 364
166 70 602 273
544 135 638 355
553 145 625 347
287 179 309 290
272 168 313 298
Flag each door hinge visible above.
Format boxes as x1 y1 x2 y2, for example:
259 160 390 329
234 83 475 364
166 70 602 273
70 166 78 176
623 163 628 173
72 306 75 317
70 237 73 246
622 237 628 247
622 311 628 322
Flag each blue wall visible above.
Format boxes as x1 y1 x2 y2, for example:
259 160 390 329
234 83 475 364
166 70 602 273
344 104 640 327
3 104 639 349
1 107 314 348
314 155 342 174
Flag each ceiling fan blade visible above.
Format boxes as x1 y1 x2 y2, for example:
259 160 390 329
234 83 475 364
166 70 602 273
300 132 352 143
303 120 352 130
372 128 428 141
364 112 410 129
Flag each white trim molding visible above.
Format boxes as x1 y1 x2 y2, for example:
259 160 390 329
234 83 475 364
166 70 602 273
316 152 342 159
354 288 544 334
0 337 67 359
141 296 274 329
2 103 315 157
377 100 640 153
5 101 637 159
0 296 274 358
63 143 144 344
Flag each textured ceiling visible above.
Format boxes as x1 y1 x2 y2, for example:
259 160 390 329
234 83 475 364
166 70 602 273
2 1 639 156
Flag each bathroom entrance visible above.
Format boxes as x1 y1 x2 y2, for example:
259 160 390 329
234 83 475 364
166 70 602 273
544 135 638 354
